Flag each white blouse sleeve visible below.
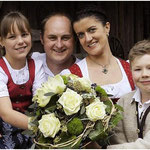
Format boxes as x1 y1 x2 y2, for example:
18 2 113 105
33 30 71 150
32 59 46 96
0 67 9 97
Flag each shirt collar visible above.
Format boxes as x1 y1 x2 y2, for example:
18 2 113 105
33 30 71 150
131 88 141 104
131 88 150 105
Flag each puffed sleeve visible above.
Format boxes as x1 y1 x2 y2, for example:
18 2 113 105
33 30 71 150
0 67 9 97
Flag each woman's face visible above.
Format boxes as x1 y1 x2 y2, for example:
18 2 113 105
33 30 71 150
73 16 110 56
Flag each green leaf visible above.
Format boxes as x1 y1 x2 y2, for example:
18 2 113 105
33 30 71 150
61 75 69 85
45 105 56 113
22 129 35 137
37 134 52 144
109 112 123 129
44 92 55 97
95 120 104 131
56 132 74 144
103 100 113 114
36 109 41 116
88 120 109 142
95 86 108 98
46 94 59 107
80 105 85 115
28 102 37 109
115 104 124 112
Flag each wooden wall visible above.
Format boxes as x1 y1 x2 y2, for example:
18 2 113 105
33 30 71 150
0 1 150 59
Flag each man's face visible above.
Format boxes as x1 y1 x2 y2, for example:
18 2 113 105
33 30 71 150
41 15 74 65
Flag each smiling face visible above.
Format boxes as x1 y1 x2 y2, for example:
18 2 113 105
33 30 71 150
73 16 110 56
41 15 74 65
131 54 150 94
2 22 31 62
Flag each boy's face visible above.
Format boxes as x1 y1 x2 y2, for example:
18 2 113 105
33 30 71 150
131 54 150 94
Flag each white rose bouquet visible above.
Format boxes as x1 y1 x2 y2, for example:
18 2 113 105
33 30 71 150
24 74 123 149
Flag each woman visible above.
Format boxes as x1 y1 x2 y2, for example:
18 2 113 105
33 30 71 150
61 5 134 102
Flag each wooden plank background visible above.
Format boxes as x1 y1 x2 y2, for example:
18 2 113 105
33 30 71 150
0 1 150 60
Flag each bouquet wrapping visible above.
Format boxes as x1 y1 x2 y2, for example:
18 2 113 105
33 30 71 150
24 74 123 149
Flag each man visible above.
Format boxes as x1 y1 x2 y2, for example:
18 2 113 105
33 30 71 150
32 12 80 79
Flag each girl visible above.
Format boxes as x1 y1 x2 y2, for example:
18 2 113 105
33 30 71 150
0 11 46 148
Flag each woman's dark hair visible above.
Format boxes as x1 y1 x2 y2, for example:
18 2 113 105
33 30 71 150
73 4 108 26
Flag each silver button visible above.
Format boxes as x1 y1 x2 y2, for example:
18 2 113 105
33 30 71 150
136 129 140 133
139 105 142 108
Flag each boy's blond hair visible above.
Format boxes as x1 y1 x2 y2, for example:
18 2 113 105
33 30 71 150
129 40 150 66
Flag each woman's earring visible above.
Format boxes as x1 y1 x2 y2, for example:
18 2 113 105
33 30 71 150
107 33 109 37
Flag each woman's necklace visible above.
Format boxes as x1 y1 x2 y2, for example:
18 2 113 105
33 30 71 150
88 57 110 74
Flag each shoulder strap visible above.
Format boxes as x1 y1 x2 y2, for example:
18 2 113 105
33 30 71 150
119 59 135 90
69 64 83 77
0 58 13 83
27 58 35 84
136 102 150 139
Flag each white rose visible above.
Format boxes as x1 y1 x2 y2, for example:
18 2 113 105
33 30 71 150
58 88 82 115
43 75 66 94
38 113 61 138
67 74 78 80
33 75 66 107
86 98 107 121
32 86 51 107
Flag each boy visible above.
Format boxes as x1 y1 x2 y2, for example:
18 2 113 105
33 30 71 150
108 40 150 148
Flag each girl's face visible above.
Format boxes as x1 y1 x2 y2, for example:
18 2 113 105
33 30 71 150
131 54 150 94
2 22 31 61
73 16 110 56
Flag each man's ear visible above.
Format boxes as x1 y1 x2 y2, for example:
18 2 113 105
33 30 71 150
40 33 44 45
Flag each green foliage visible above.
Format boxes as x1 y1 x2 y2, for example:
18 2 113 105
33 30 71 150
103 99 113 114
67 118 84 136
88 121 109 147
88 120 105 141
115 104 124 112
61 75 69 85
44 92 55 97
109 112 123 129
95 86 108 101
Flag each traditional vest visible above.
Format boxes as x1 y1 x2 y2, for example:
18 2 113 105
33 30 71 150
0 58 35 113
69 59 135 103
